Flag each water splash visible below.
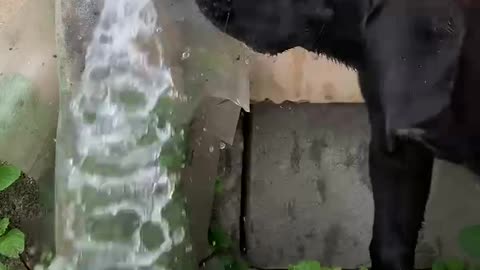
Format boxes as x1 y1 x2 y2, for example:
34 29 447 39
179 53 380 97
50 0 194 269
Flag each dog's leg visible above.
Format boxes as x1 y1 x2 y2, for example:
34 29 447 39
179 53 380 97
360 1 463 266
367 117 434 270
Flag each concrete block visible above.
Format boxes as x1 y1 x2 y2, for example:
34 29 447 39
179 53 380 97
246 102 480 269
247 103 372 269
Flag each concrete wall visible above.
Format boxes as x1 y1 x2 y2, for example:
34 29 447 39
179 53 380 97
244 102 480 269
250 48 363 104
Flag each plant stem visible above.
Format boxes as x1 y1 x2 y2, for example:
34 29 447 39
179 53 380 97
19 253 32 270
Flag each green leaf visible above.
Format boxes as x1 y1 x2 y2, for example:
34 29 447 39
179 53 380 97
444 259 466 270
218 255 236 269
208 227 232 252
0 229 25 258
459 225 480 259
469 265 480 270
0 218 9 236
0 262 7 270
0 165 21 191
288 261 343 270
433 259 466 270
230 259 249 270
433 261 447 270
288 261 322 270
215 177 224 194
217 255 249 270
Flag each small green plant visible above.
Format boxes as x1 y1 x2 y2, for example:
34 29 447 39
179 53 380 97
209 226 233 253
459 225 480 260
207 174 247 269
0 164 25 270
214 176 224 195
432 259 467 270
205 225 248 270
0 165 21 192
429 225 480 270
288 260 341 270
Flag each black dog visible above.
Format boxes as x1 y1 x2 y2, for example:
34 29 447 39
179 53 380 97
194 0 480 269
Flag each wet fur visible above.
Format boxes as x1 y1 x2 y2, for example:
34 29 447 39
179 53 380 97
195 0 480 269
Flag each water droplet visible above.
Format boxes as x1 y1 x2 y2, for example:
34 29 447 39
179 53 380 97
27 246 37 256
173 227 185 245
209 146 214 153
219 142 226 150
181 48 191 60
203 127 207 132
155 27 163 33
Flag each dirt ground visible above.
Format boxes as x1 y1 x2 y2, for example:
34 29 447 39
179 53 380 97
0 169 49 270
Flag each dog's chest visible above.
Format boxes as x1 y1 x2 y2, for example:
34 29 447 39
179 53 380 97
395 111 480 172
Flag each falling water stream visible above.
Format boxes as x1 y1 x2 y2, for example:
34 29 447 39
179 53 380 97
48 0 195 269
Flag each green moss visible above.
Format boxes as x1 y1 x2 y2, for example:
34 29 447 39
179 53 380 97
159 132 187 173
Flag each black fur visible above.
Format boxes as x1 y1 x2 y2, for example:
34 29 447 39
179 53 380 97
195 0 480 269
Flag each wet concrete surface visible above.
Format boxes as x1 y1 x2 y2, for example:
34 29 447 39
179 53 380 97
0 0 58 179
242 102 480 269
246 102 372 269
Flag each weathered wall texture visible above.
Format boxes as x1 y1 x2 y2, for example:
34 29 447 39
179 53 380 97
246 102 480 269
250 48 363 104
0 0 58 179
